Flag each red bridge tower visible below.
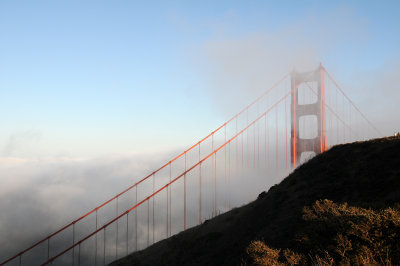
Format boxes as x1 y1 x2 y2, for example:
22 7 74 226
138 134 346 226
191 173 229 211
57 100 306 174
291 64 327 167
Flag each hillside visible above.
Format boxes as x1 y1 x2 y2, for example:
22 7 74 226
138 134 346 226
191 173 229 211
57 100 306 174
110 136 400 265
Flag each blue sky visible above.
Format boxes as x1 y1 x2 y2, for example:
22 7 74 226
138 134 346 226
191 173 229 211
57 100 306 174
1 0 400 158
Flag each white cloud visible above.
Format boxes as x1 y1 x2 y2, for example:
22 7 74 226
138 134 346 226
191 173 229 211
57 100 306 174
195 7 368 117
2 130 42 157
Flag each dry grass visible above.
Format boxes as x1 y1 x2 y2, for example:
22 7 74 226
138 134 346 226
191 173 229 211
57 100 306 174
246 241 283 266
245 200 400 265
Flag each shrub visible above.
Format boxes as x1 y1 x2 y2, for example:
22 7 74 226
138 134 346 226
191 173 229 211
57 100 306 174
245 200 400 265
300 199 400 265
246 240 282 266
245 241 305 265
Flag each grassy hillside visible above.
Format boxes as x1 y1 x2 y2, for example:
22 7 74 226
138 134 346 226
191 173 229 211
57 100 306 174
110 137 400 265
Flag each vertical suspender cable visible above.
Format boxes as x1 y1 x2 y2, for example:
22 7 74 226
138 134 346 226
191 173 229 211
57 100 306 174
247 108 249 168
224 126 227 208
72 224 74 265
264 114 267 170
184 153 187 230
285 95 288 170
336 85 338 145
147 200 149 247
214 150 217 217
258 106 260 168
103 228 106 266
166 181 168 238
224 126 227 182
48 238 50 263
116 197 118 260
78 243 80 266
166 184 168 238
169 164 172 236
349 102 352 141
228 141 231 210
135 187 137 251
152 174 155 244
253 115 256 169
267 114 270 171
95 210 98 266
236 118 238 171
126 214 128 256
275 106 278 173
212 134 215 217
241 128 244 170
166 166 169 237
312 85 315 155
199 144 202 225
343 94 345 143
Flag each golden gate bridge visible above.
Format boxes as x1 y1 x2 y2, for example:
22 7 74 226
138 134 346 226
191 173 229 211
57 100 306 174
1 64 382 265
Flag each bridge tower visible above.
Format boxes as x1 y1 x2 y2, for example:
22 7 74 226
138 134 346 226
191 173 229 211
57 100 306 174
291 64 327 167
